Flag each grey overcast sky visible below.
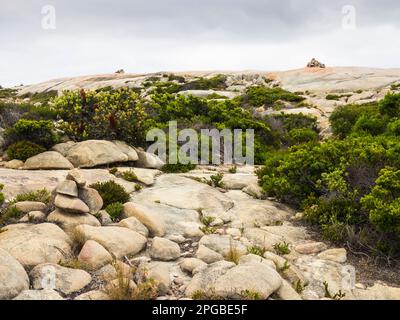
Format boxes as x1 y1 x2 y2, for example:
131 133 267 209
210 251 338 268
1 0 400 87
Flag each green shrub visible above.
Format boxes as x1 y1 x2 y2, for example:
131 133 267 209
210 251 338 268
286 128 318 145
181 74 227 90
209 173 224 188
90 180 130 208
247 245 266 256
273 241 291 255
330 104 365 138
361 168 400 235
353 114 386 136
0 206 24 225
7 141 46 161
121 170 138 182
0 184 4 206
11 188 51 204
105 202 124 221
326 94 351 101
161 163 196 173
388 119 400 136
6 119 59 148
242 86 304 107
379 93 400 117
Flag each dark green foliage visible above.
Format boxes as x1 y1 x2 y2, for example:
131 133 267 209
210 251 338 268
90 180 130 208
361 168 400 235
0 206 24 225
181 74 227 91
258 93 400 253
325 94 351 101
12 188 51 204
0 184 4 206
286 128 318 145
161 163 196 173
379 93 400 117
241 86 304 107
6 119 59 148
121 170 138 182
7 141 46 161
105 202 124 221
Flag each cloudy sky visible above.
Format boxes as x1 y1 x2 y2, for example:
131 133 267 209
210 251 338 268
1 0 400 87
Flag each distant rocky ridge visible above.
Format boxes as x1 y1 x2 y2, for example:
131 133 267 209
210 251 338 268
14 66 400 95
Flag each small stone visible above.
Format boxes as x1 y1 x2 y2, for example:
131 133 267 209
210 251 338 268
317 248 347 263
30 263 92 295
196 245 224 264
167 235 186 244
118 217 149 238
13 290 64 300
98 210 113 225
138 262 171 295
0 248 29 300
47 209 100 233
74 290 110 300
66 168 86 187
295 242 327 254
78 240 113 270
13 201 47 213
19 211 46 223
226 228 241 237
150 237 181 261
56 180 78 197
123 202 166 237
5 159 24 169
54 194 90 214
78 187 103 214
180 258 207 274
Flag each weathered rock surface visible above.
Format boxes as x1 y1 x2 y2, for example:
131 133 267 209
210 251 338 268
150 237 181 261
13 201 47 213
30 263 92 294
56 180 78 197
75 225 147 259
213 262 282 299
24 151 74 170
47 209 100 233
78 187 103 214
65 140 130 168
135 150 164 169
54 194 90 214
123 202 166 237
0 248 30 300
13 290 64 300
78 240 113 270
74 290 110 300
0 223 71 267
118 217 149 237
196 245 224 264
180 258 207 275
5 159 24 169
317 248 347 263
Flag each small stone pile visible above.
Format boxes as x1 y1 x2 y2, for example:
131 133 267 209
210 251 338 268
53 169 103 215
307 58 326 68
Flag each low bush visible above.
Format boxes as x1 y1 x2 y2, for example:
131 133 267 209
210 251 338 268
6 119 59 148
10 188 51 205
90 180 130 208
241 86 304 107
161 163 196 173
7 140 46 161
105 202 124 221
